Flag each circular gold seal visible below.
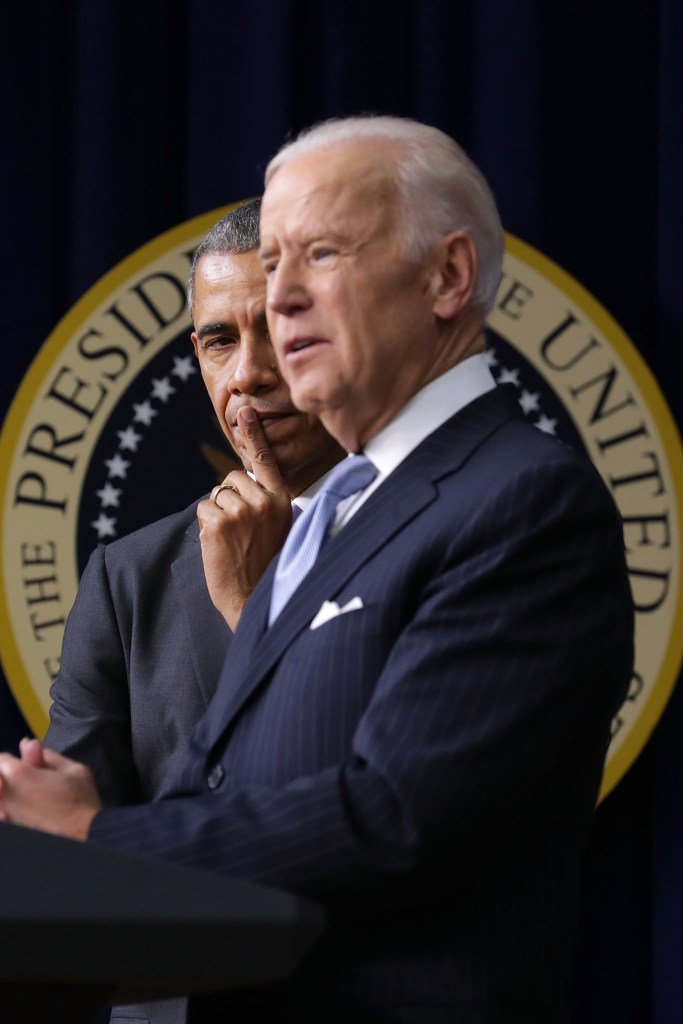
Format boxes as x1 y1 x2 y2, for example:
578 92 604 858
487 236 683 799
0 218 681 801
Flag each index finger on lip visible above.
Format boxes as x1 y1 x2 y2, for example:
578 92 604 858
237 407 286 493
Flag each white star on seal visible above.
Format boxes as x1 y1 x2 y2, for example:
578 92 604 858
483 348 499 368
519 389 541 415
497 366 521 387
172 355 197 381
117 426 143 451
104 453 131 479
96 483 122 508
133 400 158 426
151 376 176 402
535 414 558 435
91 513 117 539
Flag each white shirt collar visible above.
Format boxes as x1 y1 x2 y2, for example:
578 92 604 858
245 463 335 516
291 464 337 514
364 352 496 480
331 353 496 531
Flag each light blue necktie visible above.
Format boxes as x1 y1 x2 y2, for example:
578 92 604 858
269 454 378 624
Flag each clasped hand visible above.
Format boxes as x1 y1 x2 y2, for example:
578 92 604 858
0 738 101 840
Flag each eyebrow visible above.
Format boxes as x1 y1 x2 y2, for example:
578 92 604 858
196 322 236 341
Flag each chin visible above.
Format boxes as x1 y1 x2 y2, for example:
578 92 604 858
288 370 332 410
292 386 333 418
288 391 314 415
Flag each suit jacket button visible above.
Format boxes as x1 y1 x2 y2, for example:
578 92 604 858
206 763 225 790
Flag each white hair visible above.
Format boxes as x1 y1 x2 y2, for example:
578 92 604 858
265 115 504 314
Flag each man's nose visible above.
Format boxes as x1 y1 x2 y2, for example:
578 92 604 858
266 258 311 316
228 335 280 395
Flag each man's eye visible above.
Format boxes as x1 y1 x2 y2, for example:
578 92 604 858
312 248 335 262
205 336 237 350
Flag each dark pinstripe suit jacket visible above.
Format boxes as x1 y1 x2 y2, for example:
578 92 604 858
89 385 634 1023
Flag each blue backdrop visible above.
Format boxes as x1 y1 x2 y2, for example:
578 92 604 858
1 2 681 1020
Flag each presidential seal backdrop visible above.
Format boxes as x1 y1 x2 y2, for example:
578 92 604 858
1 207 681 800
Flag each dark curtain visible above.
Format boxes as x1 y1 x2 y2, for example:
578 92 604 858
1 2 681 1021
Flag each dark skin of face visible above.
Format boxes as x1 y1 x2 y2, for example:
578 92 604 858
190 248 344 631
191 249 343 497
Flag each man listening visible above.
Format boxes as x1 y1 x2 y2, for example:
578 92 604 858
45 199 343 805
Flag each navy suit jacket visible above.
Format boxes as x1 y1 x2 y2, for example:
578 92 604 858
88 385 633 1022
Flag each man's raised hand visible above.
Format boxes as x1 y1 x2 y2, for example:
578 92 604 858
196 407 292 630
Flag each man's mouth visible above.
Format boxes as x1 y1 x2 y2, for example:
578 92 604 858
284 337 326 357
230 408 296 431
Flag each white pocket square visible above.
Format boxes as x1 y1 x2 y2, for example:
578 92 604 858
310 596 364 630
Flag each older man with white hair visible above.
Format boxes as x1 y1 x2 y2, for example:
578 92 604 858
0 116 633 1024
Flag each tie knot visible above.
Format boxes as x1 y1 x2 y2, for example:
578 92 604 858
324 454 378 502
268 454 378 625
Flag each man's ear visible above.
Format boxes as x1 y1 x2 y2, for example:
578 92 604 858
431 232 478 319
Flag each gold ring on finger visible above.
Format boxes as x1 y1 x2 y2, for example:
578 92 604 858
213 483 236 504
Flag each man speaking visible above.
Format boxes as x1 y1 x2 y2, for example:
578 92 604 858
0 116 633 1023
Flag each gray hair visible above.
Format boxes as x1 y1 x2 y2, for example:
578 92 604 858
187 198 261 317
265 116 504 314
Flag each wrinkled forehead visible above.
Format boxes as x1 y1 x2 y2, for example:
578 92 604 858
197 248 263 282
261 142 401 242
193 250 267 323
195 249 266 303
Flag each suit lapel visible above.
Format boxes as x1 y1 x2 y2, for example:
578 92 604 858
203 385 521 750
171 519 231 707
